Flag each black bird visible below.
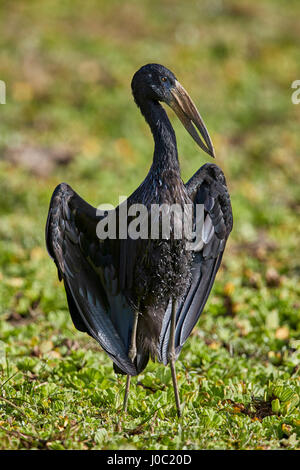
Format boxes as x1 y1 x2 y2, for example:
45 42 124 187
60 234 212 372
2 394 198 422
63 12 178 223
46 64 233 417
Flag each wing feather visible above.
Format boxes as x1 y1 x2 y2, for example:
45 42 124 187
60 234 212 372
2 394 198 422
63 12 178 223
46 183 137 375
158 163 233 365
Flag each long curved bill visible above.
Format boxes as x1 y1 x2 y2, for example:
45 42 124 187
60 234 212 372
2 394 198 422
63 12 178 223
168 80 215 158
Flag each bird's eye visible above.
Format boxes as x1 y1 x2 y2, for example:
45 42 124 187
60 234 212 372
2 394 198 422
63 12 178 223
161 77 168 83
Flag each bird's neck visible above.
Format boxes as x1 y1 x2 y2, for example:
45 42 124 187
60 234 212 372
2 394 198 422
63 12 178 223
139 98 180 174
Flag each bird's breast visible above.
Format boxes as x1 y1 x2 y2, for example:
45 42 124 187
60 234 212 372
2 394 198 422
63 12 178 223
121 170 194 310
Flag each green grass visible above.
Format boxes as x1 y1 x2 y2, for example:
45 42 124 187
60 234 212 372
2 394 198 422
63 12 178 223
0 0 300 450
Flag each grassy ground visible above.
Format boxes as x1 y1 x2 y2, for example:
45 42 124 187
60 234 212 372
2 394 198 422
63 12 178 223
0 0 300 450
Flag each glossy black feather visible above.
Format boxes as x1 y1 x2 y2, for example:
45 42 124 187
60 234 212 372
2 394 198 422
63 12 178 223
159 164 232 364
46 64 233 378
46 183 137 375
158 164 232 364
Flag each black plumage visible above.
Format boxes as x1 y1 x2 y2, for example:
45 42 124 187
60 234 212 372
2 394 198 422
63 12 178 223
46 64 233 416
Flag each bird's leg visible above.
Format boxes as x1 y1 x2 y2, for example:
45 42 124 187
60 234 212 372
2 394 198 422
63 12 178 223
168 298 181 418
123 310 139 413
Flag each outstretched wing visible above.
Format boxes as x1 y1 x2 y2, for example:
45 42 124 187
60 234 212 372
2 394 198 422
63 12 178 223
158 163 233 365
46 183 137 375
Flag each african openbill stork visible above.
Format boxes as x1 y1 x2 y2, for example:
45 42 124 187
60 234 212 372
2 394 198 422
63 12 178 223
46 64 233 417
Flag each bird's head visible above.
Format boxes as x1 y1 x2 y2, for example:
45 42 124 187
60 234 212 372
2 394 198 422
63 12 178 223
131 63 215 158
